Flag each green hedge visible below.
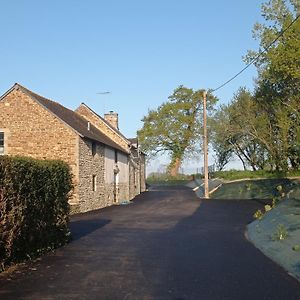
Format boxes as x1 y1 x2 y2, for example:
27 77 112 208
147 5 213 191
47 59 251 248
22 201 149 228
212 170 300 181
0 156 72 271
146 172 191 184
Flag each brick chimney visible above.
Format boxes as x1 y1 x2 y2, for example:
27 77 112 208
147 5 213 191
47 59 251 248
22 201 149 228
104 111 119 130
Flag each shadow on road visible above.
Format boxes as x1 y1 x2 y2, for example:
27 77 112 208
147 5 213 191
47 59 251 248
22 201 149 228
1 185 300 300
134 191 300 300
69 219 111 241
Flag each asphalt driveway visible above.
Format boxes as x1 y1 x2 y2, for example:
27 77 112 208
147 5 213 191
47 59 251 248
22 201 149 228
0 185 300 299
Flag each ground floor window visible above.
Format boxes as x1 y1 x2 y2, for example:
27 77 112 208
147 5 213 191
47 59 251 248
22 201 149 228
92 175 97 191
0 132 4 154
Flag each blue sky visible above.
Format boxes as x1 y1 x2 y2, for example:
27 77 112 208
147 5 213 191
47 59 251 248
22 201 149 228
0 0 266 172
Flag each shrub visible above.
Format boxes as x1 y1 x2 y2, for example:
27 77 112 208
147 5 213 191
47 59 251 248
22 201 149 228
272 224 288 241
253 209 264 220
292 245 300 251
146 172 191 184
212 169 300 181
272 197 280 207
246 183 252 191
264 204 272 212
0 156 72 271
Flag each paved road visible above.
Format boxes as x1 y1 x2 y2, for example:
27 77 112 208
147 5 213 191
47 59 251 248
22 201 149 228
1 185 300 300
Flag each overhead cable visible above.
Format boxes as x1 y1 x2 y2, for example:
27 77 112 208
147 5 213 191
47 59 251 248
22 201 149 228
212 14 300 92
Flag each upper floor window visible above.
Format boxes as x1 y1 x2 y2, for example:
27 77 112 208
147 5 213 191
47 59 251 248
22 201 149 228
114 149 118 163
92 141 97 156
0 132 4 154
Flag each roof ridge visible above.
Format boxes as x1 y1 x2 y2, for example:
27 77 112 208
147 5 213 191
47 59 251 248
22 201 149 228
4 83 129 154
79 102 130 143
15 83 67 108
15 84 93 125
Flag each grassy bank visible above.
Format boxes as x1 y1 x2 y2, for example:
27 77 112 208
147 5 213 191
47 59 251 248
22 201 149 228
211 178 299 200
247 198 300 281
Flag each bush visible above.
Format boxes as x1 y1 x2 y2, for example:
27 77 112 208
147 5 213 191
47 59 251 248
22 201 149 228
272 224 288 241
146 172 191 184
253 209 264 220
0 156 72 271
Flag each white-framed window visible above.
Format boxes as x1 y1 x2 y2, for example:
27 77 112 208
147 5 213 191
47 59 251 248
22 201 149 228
0 132 4 154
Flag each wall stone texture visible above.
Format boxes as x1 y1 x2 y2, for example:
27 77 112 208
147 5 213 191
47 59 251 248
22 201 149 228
129 160 139 199
0 89 80 204
104 111 119 130
76 104 129 152
0 87 146 214
140 153 146 192
78 138 112 212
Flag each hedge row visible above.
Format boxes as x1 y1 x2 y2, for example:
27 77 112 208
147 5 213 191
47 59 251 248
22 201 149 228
212 170 300 181
0 156 72 271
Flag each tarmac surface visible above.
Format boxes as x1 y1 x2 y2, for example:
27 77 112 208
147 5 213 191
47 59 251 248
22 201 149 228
1 185 300 300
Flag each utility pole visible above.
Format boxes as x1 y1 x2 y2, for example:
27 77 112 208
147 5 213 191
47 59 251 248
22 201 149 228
203 90 209 198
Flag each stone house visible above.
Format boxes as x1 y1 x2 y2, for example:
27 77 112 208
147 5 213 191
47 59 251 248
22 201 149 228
75 103 146 200
0 83 146 213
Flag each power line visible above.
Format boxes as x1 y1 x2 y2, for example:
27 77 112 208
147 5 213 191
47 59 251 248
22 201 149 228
212 14 300 92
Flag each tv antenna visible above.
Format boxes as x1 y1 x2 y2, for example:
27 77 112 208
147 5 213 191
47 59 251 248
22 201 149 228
96 91 111 114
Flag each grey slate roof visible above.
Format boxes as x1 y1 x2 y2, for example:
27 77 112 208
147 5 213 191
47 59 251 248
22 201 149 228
128 138 138 145
1 83 129 154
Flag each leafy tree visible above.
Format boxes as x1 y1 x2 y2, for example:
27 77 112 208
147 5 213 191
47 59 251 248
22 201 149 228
245 0 300 170
210 105 233 171
137 86 217 175
211 88 270 171
211 1 300 172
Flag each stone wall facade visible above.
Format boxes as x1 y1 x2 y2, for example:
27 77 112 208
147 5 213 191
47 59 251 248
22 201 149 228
78 138 115 212
76 103 146 198
128 149 146 197
129 160 139 199
117 151 130 201
140 153 146 192
0 89 80 205
0 86 146 214
103 146 130 203
76 104 129 151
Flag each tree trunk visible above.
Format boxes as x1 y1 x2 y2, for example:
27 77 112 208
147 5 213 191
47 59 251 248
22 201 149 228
169 157 181 176
251 164 257 171
235 152 247 171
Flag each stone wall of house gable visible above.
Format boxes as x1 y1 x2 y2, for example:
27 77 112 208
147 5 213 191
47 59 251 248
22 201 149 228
129 162 135 199
0 89 80 204
103 146 130 204
117 151 130 201
76 105 147 199
140 154 146 192
128 149 146 197
76 105 129 151
129 161 139 200
78 137 115 212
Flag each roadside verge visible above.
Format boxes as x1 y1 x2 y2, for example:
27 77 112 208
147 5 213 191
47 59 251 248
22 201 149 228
247 198 300 281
